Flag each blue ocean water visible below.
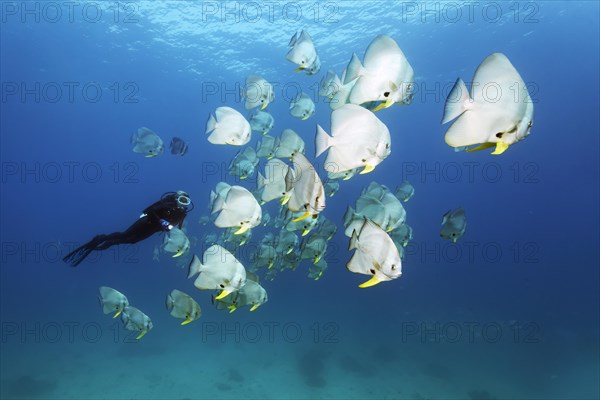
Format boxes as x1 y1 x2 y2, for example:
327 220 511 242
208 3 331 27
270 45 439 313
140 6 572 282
1 1 599 399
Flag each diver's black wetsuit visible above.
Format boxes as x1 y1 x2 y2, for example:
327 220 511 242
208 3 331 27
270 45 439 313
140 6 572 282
63 193 188 267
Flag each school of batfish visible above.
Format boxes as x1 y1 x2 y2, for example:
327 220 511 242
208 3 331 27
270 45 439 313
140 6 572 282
118 32 533 339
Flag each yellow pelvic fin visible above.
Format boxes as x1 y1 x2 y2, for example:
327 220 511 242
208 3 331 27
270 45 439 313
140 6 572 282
293 66 306 72
113 309 122 319
181 319 193 326
301 115 310 120
371 102 386 112
358 275 381 288
260 102 268 110
314 255 321 264
286 247 293 254
250 304 260 312
453 237 457 243
280 195 290 205
360 164 375 174
227 305 237 313
292 212 310 222
301 229 310 237
136 330 147 340
372 98 394 112
234 225 250 235
465 142 495 153
268 261 274 269
491 142 510 155
172 250 185 258
215 289 231 300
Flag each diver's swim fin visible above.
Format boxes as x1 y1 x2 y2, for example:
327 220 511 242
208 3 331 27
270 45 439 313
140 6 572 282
63 245 92 267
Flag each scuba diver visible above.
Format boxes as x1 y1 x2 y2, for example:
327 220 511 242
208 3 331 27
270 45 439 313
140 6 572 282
63 191 193 267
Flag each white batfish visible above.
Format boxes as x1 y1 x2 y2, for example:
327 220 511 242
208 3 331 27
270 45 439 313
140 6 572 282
285 153 326 222
275 230 299 256
211 182 262 234
390 223 413 248
442 53 533 155
395 181 415 202
162 227 190 257
121 306 153 340
244 75 274 110
286 30 320 75
257 158 290 203
316 104 391 174
206 107 251 146
131 127 164 157
289 93 315 120
256 135 279 159
98 286 129 318
229 147 259 180
308 258 328 280
249 110 275 134
348 35 414 111
188 245 247 300
440 208 466 243
300 234 328 264
275 129 305 159
166 289 201 325
347 218 402 288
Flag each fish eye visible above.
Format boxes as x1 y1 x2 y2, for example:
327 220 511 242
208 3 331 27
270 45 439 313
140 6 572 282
383 91 390 97
301 60 305 64
391 264 396 270
452 233 456 236
385 143 390 149
370 269 376 274
219 284 225 289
